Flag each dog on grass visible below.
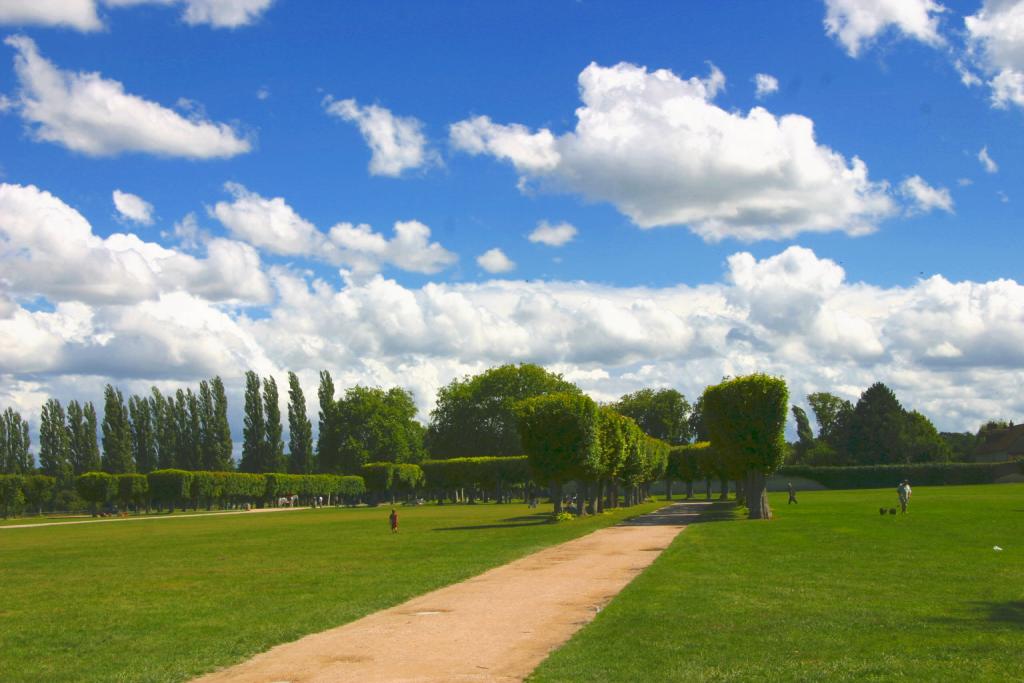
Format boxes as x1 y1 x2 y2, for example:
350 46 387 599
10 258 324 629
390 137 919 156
880 507 898 515
879 507 886 515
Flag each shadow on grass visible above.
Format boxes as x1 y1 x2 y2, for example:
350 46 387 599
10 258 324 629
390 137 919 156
432 519 552 531
933 601 1024 630
620 500 738 526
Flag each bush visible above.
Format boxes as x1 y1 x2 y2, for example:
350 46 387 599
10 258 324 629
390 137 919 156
76 472 117 512
147 469 193 511
117 474 148 510
420 456 532 493
779 461 1022 489
0 475 26 518
22 475 57 514
361 462 424 502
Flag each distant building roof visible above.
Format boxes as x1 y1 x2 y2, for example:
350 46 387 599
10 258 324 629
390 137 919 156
973 424 1024 462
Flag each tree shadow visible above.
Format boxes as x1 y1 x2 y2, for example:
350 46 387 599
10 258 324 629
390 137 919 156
933 601 1024 630
620 500 738 526
433 519 552 531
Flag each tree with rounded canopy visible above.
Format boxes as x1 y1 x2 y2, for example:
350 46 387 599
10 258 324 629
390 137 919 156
329 386 425 474
613 388 691 445
514 391 599 514
426 363 580 458
702 374 788 520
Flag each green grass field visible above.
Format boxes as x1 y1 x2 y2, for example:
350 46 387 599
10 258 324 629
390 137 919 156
530 484 1024 682
0 501 660 682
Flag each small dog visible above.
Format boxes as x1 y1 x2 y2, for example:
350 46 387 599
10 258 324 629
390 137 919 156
879 507 887 515
889 508 897 515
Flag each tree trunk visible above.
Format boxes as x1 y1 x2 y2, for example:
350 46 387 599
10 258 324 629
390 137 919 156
734 479 745 507
685 480 693 499
665 478 673 501
552 481 563 515
746 470 771 520
718 478 729 500
596 479 605 513
705 477 712 500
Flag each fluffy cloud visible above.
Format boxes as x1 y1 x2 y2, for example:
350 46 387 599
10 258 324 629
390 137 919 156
754 73 779 98
2 243 1022 437
450 61 895 242
0 182 271 305
965 0 1024 109
323 97 436 177
528 220 577 247
4 36 251 159
102 0 274 28
899 176 954 214
979 145 999 173
113 190 155 225
0 0 101 31
477 248 516 274
210 183 457 277
824 0 947 57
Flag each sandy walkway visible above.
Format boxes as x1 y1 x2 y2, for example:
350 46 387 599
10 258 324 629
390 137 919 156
195 500 711 683
0 506 310 530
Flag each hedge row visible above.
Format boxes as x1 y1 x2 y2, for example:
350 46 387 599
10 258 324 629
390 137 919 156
779 460 1023 489
0 474 57 518
420 456 531 490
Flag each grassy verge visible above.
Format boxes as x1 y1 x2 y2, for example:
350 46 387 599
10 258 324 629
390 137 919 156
0 500 661 682
530 484 1024 682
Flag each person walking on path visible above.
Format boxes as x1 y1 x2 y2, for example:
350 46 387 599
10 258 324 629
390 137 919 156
787 482 798 504
389 508 399 534
897 480 912 513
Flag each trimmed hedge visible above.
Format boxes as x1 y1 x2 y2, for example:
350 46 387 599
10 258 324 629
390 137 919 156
779 461 1023 489
421 456 531 490
117 474 148 508
361 462 424 501
76 472 118 509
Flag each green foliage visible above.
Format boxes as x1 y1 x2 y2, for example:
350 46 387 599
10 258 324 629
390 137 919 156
263 375 286 473
612 388 692 445
146 469 194 508
940 431 977 461
807 391 854 442
554 511 576 522
240 370 267 473
360 462 424 497
0 474 26 517
331 386 425 473
209 377 233 471
287 371 315 474
790 405 815 464
420 456 532 491
75 472 117 507
101 385 134 473
149 388 178 470
128 394 156 474
779 460 1021 488
22 475 56 513
426 363 580 458
117 474 149 508
667 445 702 482
515 391 599 486
315 370 339 472
596 407 628 481
703 374 789 476
1 407 33 474
39 398 71 483
67 400 100 475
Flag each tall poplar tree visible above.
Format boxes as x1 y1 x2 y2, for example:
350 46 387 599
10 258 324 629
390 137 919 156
83 402 102 472
263 376 285 473
101 385 134 473
240 371 266 473
287 372 314 473
1 407 32 474
67 400 91 475
210 377 233 470
316 370 338 473
128 395 156 473
39 398 72 483
149 388 176 469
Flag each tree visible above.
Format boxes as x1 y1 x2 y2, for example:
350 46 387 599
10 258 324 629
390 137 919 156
940 431 977 461
128 395 156 474
263 376 286 473
67 400 98 475
332 386 425 474
173 389 201 470
688 394 709 442
240 371 267 473
316 370 338 473
101 385 134 473
790 405 815 464
514 391 599 514
83 402 101 472
287 372 314 474
426 364 580 458
209 377 233 470
197 380 216 470
807 392 853 443
1 408 32 474
846 383 907 465
702 374 789 520
39 399 72 483
613 388 691 445
904 410 951 463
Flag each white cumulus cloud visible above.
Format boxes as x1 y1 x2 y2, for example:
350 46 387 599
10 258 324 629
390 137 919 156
0 0 102 31
528 220 577 247
979 146 999 173
324 97 436 177
754 73 779 98
450 61 894 242
899 176 954 214
824 0 947 57
4 35 251 159
210 183 457 278
112 190 155 225
477 248 516 274
965 0 1024 109
102 0 274 28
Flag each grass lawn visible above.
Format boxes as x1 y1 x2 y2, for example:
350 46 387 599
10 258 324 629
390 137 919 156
0 500 661 682
530 484 1024 682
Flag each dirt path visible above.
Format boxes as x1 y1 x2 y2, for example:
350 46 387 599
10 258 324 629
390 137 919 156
194 500 712 683
0 506 310 530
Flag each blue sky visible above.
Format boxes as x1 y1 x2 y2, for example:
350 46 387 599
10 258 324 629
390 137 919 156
0 0 1022 441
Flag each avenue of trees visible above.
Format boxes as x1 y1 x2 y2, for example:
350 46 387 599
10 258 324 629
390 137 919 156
0 363 1016 518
